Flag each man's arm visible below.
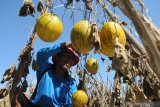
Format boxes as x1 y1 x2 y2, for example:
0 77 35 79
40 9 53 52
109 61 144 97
36 42 71 80
36 42 72 65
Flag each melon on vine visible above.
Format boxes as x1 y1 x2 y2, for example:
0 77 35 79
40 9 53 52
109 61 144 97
99 21 126 57
70 20 94 53
72 90 88 107
86 57 99 74
36 13 63 42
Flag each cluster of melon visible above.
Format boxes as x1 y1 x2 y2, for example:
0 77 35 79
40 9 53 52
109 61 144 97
36 13 126 57
71 20 126 57
35 13 126 107
36 13 126 74
70 20 126 74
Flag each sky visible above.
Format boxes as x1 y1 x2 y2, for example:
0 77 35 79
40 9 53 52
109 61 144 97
0 0 160 88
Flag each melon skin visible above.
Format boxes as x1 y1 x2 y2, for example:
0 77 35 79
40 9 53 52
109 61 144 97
71 20 94 53
100 21 126 57
72 90 88 107
36 13 63 42
86 57 99 74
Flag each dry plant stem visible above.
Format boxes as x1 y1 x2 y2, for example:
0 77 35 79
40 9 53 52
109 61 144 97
10 28 36 106
121 0 160 78
83 0 92 11
122 26 146 55
97 0 116 21
82 69 86 91
88 75 109 106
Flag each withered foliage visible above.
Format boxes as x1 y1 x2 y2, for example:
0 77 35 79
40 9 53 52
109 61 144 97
1 0 160 107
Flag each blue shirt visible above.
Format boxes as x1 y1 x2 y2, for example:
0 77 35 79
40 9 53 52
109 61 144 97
31 44 77 107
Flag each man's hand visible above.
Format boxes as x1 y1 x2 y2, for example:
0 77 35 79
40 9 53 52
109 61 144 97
61 42 81 57
60 42 71 50
65 42 72 48
61 42 72 49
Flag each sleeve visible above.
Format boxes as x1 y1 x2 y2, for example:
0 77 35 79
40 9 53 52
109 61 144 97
31 72 54 107
36 43 62 65
65 78 77 107
36 43 63 80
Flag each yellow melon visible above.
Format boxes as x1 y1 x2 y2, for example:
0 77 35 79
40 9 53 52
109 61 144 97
70 20 94 53
36 13 63 42
72 90 88 107
86 57 99 74
99 21 126 57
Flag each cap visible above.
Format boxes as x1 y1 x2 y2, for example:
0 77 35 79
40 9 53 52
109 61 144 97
52 47 80 66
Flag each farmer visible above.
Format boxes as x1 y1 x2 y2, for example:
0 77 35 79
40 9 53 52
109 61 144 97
30 42 80 107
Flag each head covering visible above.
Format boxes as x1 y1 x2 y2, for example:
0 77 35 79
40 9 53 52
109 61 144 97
52 47 80 66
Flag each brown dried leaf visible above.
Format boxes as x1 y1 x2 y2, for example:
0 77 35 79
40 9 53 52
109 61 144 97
0 89 9 99
0 94 11 107
91 24 101 53
1 64 16 83
19 0 36 17
112 38 130 77
37 1 44 12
